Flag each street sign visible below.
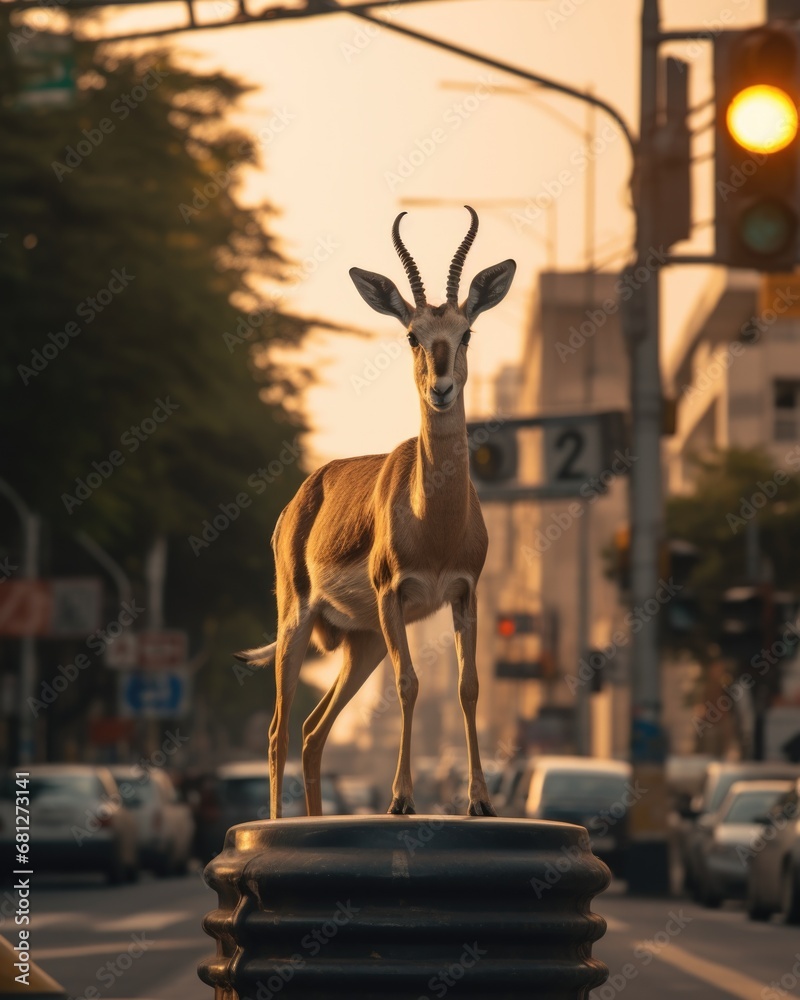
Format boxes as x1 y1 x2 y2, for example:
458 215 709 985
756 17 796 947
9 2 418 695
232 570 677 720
119 670 190 718
468 411 627 502
543 418 602 493
13 33 76 110
138 629 188 670
0 581 51 636
49 578 102 637
495 659 543 680
104 632 139 670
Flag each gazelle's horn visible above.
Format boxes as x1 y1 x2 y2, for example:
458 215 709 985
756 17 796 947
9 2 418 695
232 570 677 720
446 205 479 306
392 212 426 308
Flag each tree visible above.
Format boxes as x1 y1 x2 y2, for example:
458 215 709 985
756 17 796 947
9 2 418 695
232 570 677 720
667 448 800 757
0 27 323 758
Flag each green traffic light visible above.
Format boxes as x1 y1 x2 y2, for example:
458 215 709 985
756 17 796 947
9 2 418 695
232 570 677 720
739 198 797 256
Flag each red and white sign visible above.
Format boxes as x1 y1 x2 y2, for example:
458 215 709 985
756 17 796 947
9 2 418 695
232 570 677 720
0 581 51 636
138 629 188 670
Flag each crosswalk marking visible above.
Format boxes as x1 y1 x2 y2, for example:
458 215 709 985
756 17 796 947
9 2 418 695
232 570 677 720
636 940 771 1000
26 909 195 934
34 937 205 961
102 910 195 933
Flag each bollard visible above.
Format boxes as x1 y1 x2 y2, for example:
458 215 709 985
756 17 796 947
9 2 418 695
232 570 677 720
0 933 67 999
199 816 610 1000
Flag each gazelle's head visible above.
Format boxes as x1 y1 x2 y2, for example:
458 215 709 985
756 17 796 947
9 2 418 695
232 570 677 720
350 207 516 414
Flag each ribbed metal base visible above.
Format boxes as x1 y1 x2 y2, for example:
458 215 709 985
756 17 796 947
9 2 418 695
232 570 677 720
199 816 610 1000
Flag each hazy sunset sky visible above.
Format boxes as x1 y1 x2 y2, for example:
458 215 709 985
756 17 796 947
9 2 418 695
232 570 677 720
83 0 764 462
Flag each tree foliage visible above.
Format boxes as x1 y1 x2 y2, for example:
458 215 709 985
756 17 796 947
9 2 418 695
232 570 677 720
666 447 800 654
0 28 321 755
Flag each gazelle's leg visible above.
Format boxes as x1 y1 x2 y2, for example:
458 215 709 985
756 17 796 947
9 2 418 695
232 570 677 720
378 589 418 814
269 606 314 818
302 630 386 816
452 591 495 816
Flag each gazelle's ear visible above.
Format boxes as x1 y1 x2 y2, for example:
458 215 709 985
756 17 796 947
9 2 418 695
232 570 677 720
463 260 516 323
349 267 413 327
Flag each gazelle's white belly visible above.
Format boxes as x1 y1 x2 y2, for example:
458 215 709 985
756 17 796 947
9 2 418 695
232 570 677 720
311 560 380 631
311 560 471 631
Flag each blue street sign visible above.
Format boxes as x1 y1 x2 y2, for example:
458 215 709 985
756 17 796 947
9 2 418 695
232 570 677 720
120 670 189 718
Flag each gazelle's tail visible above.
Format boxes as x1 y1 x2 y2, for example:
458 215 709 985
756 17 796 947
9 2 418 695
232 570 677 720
233 641 278 668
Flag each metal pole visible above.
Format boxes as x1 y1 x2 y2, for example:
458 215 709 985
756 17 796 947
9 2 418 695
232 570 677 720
0 478 40 764
19 512 40 764
625 0 669 895
575 97 597 757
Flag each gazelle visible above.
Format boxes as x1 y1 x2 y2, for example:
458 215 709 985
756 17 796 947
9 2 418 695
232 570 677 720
236 207 515 818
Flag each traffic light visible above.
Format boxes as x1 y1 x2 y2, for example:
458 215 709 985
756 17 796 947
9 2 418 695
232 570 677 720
715 26 800 270
468 424 517 485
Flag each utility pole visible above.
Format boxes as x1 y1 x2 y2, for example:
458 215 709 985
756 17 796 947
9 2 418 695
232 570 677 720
0 479 40 764
624 0 669 895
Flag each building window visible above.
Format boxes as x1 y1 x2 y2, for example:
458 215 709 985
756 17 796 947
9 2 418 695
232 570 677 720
774 380 800 440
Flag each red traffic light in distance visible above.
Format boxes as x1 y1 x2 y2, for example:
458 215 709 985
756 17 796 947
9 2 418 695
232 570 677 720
715 26 800 270
496 613 538 638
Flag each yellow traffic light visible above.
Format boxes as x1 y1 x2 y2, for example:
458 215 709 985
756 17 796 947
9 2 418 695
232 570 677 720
726 84 798 154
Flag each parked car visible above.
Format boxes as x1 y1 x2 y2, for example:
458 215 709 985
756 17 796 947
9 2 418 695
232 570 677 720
523 756 633 872
0 764 138 884
747 777 800 923
692 780 791 907
337 776 380 815
678 761 800 897
110 765 195 876
496 756 535 817
199 761 349 860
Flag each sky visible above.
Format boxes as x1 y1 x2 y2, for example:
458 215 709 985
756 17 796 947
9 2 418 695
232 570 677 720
35 0 769 740
69 0 769 467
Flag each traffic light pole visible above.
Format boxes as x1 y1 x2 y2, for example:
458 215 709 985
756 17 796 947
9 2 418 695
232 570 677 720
624 0 670 895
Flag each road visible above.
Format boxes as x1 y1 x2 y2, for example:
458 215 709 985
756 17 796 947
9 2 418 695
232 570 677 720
4 867 213 1000
9 873 800 999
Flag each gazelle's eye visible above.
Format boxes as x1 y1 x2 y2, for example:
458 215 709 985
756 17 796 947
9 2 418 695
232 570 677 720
461 330 472 346
407 332 419 347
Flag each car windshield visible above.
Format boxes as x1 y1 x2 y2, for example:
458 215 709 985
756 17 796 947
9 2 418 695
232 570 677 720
1 774 103 801
722 789 783 824
541 772 627 806
708 771 796 812
221 776 269 809
115 775 156 807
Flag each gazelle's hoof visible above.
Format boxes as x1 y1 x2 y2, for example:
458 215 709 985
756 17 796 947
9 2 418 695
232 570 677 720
388 796 416 815
468 799 496 817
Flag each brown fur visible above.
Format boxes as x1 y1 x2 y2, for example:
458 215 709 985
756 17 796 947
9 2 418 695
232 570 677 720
237 217 515 819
